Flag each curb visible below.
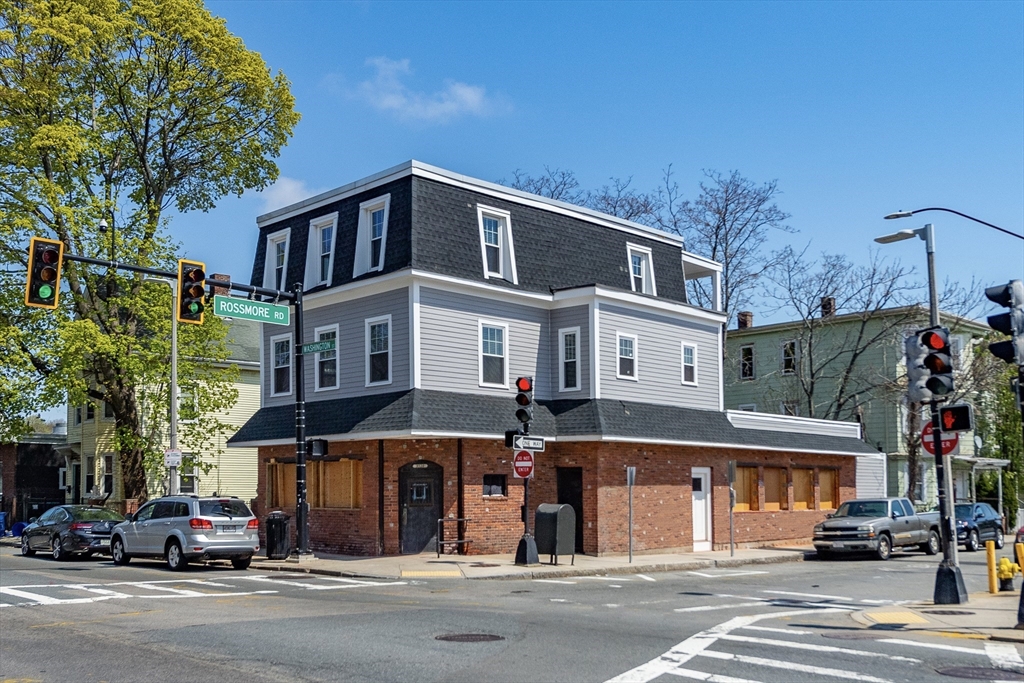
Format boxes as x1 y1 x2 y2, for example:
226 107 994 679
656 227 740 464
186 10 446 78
851 602 1024 643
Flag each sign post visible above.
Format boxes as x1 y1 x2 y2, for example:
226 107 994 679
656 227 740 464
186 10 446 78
627 467 636 563
728 460 736 557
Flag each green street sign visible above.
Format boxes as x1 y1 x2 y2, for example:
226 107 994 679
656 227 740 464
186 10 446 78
301 339 336 355
212 295 290 326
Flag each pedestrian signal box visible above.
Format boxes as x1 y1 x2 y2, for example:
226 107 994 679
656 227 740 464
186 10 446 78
938 404 974 433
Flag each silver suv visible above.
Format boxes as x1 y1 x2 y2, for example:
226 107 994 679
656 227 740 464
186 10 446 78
110 496 259 571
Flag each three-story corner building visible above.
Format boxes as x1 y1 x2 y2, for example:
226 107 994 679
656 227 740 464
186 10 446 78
229 161 881 557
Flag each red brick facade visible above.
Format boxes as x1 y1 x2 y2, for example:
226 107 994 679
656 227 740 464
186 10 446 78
254 438 857 557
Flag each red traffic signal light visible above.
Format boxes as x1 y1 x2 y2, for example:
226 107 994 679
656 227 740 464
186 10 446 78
515 377 533 392
514 376 533 424
920 327 954 396
25 237 64 309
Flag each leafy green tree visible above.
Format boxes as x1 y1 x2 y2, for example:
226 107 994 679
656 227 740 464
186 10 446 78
975 356 1023 528
0 0 299 500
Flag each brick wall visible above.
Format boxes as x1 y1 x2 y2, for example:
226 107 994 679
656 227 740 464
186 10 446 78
0 444 16 525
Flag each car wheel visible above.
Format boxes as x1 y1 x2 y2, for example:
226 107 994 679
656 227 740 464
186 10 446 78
920 530 941 556
231 556 252 570
964 529 980 552
21 535 35 556
166 540 188 572
875 534 892 561
994 528 1004 550
51 536 66 562
111 537 131 566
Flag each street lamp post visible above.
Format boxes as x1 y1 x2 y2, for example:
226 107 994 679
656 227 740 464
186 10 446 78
146 277 179 496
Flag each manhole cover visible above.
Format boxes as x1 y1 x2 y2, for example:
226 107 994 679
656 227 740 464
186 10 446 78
936 667 1021 680
822 632 880 640
435 634 505 643
922 610 975 616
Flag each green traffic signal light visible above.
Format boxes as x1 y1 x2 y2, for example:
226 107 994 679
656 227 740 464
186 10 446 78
25 237 64 309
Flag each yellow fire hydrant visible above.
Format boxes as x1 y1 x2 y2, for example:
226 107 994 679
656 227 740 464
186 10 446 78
997 556 1020 592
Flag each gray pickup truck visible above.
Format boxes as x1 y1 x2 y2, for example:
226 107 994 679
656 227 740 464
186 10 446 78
813 497 942 560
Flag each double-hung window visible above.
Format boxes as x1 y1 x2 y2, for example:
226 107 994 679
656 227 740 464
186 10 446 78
480 322 508 387
483 216 501 275
103 400 115 419
354 195 390 277
476 205 518 283
304 213 337 289
103 455 114 495
86 403 95 421
366 315 391 386
681 343 697 385
179 460 197 495
740 345 755 380
315 325 338 391
626 244 656 296
617 333 637 380
264 228 290 292
559 327 580 391
271 333 292 396
370 208 385 269
781 340 797 375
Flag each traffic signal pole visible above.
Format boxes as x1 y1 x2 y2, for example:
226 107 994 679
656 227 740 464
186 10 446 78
930 402 967 603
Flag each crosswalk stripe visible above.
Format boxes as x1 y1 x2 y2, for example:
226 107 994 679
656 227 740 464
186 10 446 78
696 650 893 683
761 590 852 601
0 587 64 604
666 666 763 683
675 602 767 613
739 625 812 635
876 638 989 656
717 634 920 662
986 642 1024 673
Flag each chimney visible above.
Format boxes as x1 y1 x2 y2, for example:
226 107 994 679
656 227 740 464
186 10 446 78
821 296 836 318
737 311 754 329
210 273 230 297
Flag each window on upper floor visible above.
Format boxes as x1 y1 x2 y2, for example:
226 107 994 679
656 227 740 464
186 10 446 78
103 455 114 495
263 228 291 293
366 315 391 386
314 325 338 391
103 399 115 419
617 333 637 380
271 333 292 397
177 389 199 424
304 213 338 289
476 205 518 284
626 244 656 296
479 321 508 388
781 340 798 375
681 343 697 385
740 345 755 380
353 195 390 278
781 400 800 417
559 327 580 392
86 403 95 421
738 404 757 412
74 406 82 425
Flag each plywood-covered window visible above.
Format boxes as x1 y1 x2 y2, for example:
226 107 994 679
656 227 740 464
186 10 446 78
267 461 296 508
792 469 814 510
764 467 788 511
734 466 759 511
818 469 838 510
309 460 363 509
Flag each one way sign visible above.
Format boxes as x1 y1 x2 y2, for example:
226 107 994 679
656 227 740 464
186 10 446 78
512 435 545 452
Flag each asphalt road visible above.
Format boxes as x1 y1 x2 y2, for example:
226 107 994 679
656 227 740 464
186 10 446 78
1 544 1021 683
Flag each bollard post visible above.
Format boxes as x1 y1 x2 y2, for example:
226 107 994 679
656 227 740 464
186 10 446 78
986 540 998 594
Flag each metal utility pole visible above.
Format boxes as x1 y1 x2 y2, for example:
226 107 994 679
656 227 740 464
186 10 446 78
293 284 310 555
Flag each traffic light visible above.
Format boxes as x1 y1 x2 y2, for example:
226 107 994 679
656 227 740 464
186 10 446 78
984 280 1024 365
25 237 64 309
905 332 931 403
938 404 974 433
514 376 533 426
920 327 954 398
176 259 206 324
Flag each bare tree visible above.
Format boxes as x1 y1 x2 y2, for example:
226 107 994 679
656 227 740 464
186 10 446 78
504 167 586 204
504 168 661 223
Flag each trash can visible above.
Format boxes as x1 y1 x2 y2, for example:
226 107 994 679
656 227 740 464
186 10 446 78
534 503 576 566
265 511 291 560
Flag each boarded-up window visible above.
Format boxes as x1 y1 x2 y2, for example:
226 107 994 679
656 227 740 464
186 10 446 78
764 467 788 511
819 469 837 510
793 469 813 510
309 460 363 509
734 466 759 511
267 462 296 508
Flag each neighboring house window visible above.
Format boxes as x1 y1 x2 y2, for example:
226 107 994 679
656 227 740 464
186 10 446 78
366 315 391 386
764 467 788 511
681 343 697 385
733 466 758 511
914 462 927 503
781 400 800 417
86 456 96 493
950 336 963 370
304 213 338 288
559 327 580 392
476 205 518 284
264 228 290 292
104 400 115 419
738 404 757 412
74 407 82 425
792 469 813 510
353 195 390 277
103 455 114 495
480 322 508 387
626 244 656 296
315 325 338 391
818 469 837 510
58 467 67 490
177 389 199 424
740 345 755 380
267 460 297 508
781 340 797 375
271 333 292 396
617 333 637 380
179 461 196 495
483 474 507 497
308 460 363 509
86 403 95 421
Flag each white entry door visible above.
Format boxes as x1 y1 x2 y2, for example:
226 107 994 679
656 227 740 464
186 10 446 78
692 467 712 552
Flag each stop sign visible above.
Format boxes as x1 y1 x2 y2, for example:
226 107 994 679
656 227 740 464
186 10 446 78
922 421 959 455
513 450 535 479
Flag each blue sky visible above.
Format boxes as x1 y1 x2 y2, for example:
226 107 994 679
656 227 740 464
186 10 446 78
178 0 1023 316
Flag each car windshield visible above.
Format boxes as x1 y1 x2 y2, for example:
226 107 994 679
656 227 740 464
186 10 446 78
70 507 123 522
198 499 252 518
954 504 974 519
833 501 888 518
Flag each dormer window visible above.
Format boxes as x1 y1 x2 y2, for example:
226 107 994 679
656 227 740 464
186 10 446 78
304 213 338 289
263 227 291 292
353 194 390 278
626 244 656 296
476 205 518 284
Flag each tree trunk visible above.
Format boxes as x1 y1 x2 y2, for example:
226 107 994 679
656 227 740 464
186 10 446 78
906 402 921 501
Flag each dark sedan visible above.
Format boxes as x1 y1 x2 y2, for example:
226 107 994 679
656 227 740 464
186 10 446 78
20 505 124 560
955 502 1004 551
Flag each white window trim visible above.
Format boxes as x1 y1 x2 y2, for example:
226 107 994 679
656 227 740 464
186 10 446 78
626 243 657 296
740 344 756 381
681 342 698 386
559 326 581 392
314 323 340 392
264 227 291 293
177 389 198 425
58 467 67 490
476 205 518 285
305 212 338 289
478 319 510 389
781 339 798 375
365 314 393 387
178 459 198 495
270 332 294 398
738 403 757 412
353 194 391 278
615 332 639 381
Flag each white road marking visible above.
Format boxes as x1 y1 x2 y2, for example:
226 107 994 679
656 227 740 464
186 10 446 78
877 638 990 656
666 667 763 683
717 634 920 662
64 585 133 599
534 579 577 584
0 587 69 605
549 598 568 602
675 602 769 613
739 625 813 635
985 642 1024 672
579 576 631 581
695 650 892 683
611 585 623 589
761 589 852 601
237 575 407 590
605 604 621 608
636 574 656 582
687 571 769 578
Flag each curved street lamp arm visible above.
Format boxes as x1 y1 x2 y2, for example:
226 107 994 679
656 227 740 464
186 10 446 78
910 207 1023 240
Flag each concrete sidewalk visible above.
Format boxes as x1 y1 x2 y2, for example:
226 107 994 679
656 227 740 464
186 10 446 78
854 590 1024 644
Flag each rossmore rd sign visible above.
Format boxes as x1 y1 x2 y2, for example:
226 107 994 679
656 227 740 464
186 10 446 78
213 295 290 326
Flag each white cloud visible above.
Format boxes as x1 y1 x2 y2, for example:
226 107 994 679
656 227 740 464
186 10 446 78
355 57 500 124
258 177 327 213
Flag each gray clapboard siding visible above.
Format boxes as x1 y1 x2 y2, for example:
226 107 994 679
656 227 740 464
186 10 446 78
419 287 551 398
262 287 410 407
550 305 591 397
598 303 720 408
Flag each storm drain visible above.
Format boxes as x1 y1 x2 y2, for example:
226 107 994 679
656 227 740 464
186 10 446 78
935 667 1021 680
435 634 505 643
922 610 975 616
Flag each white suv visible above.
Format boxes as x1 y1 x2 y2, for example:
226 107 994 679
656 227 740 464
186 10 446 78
111 496 259 571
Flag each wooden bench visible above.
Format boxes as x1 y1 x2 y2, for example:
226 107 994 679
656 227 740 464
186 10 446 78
436 518 472 557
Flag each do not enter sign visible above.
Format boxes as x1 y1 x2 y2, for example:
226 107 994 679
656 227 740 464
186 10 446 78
513 450 535 479
922 421 959 456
